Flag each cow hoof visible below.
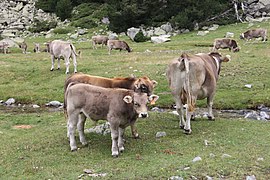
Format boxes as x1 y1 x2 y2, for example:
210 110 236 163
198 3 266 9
208 116 215 121
71 147 77 152
119 147 125 153
179 125 184 129
191 115 195 121
81 142 88 146
184 129 192 135
112 152 119 158
50 69 54 71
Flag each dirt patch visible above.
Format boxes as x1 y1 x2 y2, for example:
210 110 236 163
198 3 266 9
13 125 32 129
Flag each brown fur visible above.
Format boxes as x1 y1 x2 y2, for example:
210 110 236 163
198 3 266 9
240 28 267 41
213 38 239 52
107 39 131 54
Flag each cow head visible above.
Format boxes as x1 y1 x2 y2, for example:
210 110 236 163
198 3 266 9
134 77 158 96
123 93 159 118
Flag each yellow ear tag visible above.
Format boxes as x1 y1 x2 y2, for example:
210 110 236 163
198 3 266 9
150 100 156 105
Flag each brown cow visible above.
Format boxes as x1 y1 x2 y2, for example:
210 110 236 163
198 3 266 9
166 52 230 134
212 38 240 52
0 42 9 54
64 73 158 138
92 35 109 49
107 39 131 54
240 28 267 42
65 83 159 157
33 43 40 53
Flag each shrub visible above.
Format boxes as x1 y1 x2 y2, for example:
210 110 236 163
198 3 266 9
70 16 98 29
53 27 74 34
134 30 150 42
28 20 58 33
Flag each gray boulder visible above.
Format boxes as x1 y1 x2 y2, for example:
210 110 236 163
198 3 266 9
127 27 140 41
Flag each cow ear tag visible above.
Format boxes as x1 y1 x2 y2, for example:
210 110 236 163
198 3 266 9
134 79 142 89
123 95 133 104
149 95 159 105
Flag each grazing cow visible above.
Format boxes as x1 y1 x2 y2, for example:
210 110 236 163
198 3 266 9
212 38 240 52
64 73 158 138
65 83 159 157
166 52 230 134
19 42 27 54
107 39 131 55
47 40 79 74
33 43 40 53
92 35 109 49
240 28 267 42
0 42 9 54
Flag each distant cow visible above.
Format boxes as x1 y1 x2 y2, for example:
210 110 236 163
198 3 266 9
65 83 159 157
240 28 267 42
0 42 9 54
212 38 240 52
33 43 40 53
64 73 158 138
47 40 79 74
166 52 230 134
19 42 27 54
107 39 131 55
92 35 109 49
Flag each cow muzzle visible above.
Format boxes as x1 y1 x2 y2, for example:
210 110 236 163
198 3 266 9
139 112 148 118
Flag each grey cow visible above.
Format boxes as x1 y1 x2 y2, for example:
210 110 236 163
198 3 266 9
47 40 79 74
65 83 159 157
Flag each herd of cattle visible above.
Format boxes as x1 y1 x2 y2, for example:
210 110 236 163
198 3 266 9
1 27 267 157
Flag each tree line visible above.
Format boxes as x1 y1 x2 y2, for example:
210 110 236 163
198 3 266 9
36 0 233 33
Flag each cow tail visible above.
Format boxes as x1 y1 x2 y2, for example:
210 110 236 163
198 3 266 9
70 44 81 58
181 53 193 112
63 82 76 120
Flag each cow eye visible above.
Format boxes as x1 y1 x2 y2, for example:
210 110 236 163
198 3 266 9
141 85 148 92
134 102 140 107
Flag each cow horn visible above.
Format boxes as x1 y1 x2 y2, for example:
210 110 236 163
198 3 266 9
221 55 231 62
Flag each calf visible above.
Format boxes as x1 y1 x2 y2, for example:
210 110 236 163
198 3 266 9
64 73 158 138
33 43 40 53
0 42 9 54
65 83 158 157
166 52 230 134
212 38 240 52
240 28 267 42
107 39 131 55
47 40 79 74
19 42 27 54
92 35 109 49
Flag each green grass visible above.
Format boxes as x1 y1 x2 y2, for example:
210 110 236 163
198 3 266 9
1 21 270 179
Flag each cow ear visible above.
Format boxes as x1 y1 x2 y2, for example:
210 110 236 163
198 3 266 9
221 55 231 62
123 95 133 104
148 95 159 105
151 80 158 88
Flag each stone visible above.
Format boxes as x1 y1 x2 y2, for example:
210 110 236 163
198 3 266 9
160 22 173 33
5 98 15 105
197 31 209 36
156 131 166 138
246 175 256 180
108 33 118 40
127 27 140 41
151 35 171 43
169 176 184 180
192 156 202 162
45 101 63 107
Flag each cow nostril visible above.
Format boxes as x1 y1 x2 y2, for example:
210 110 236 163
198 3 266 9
141 113 148 118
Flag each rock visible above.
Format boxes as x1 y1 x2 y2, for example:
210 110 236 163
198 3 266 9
108 33 118 40
127 27 140 41
192 156 202 162
259 111 269 120
45 101 63 107
160 22 173 33
208 24 219 31
70 33 78 39
221 154 232 158
101 17 110 24
246 175 256 180
153 27 166 35
245 84 252 88
197 31 209 36
169 176 184 180
151 35 171 43
32 104 40 108
85 122 111 135
244 111 261 120
225 32 234 38
156 131 166 138
5 98 15 105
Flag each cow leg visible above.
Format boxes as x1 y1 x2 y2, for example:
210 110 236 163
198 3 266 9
109 121 119 157
174 96 185 129
65 58 70 74
184 107 192 134
50 55 55 71
68 112 79 151
130 122 139 139
57 58 61 70
118 127 125 153
77 113 88 146
72 55 77 73
207 97 215 120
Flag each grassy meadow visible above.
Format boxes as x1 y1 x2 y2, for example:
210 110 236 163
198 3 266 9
1 21 270 179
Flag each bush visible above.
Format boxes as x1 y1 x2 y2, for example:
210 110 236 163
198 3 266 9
70 16 98 29
134 30 150 42
53 27 74 34
28 20 58 33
